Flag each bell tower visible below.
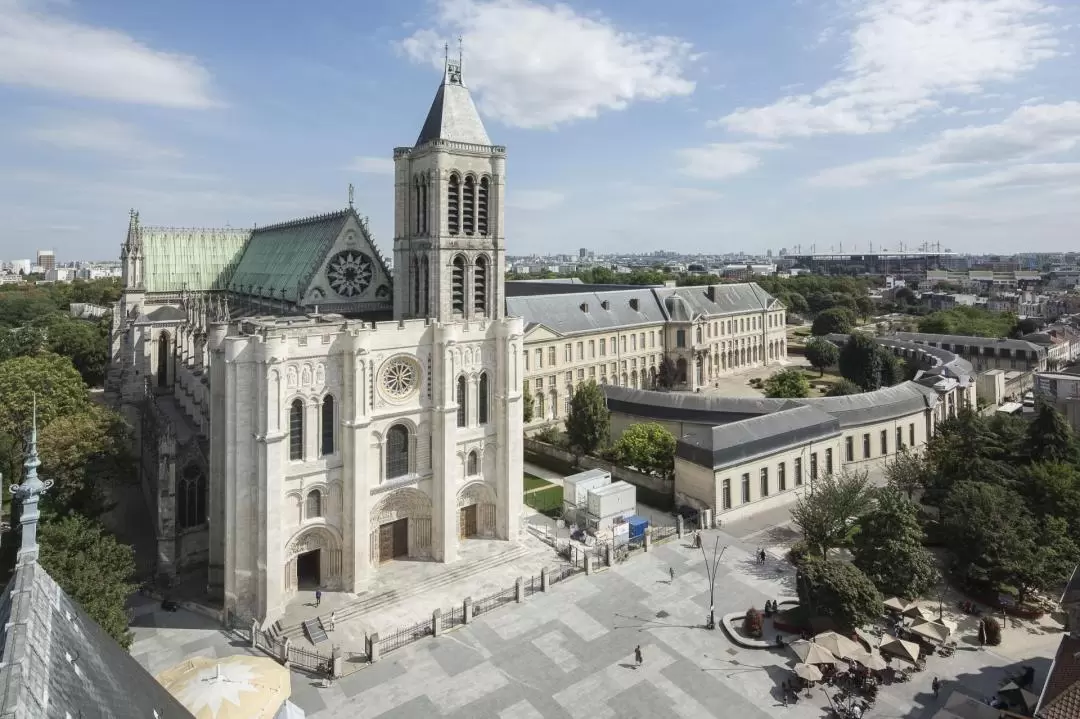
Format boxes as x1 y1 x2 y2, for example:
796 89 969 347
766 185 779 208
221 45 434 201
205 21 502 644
392 46 506 323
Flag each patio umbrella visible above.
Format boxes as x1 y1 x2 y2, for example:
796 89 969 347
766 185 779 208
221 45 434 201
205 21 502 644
852 651 888 671
854 627 878 650
813 631 862 660
789 639 838 665
156 655 293 719
883 596 911 613
794 663 823 682
909 619 951 644
902 603 930 620
879 635 921 664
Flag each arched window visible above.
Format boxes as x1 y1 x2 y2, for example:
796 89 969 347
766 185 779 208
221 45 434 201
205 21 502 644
467 450 478 475
420 176 428 234
451 255 466 315
157 331 170 387
420 255 430 315
462 175 476 234
478 177 490 235
474 255 488 316
676 358 688 384
177 464 206 530
695 326 703 343
411 256 420 315
386 424 409 479
478 372 489 425
457 375 467 427
413 176 422 235
447 173 461 235
289 399 304 460
306 489 323 519
321 395 335 456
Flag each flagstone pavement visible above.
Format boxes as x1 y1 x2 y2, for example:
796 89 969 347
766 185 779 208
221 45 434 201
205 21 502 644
130 529 1060 718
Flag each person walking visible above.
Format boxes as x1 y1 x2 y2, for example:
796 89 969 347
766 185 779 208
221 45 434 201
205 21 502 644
669 567 675 582
759 548 767 565
634 645 643 666
315 588 322 608
932 677 941 699
328 610 336 631
325 660 335 688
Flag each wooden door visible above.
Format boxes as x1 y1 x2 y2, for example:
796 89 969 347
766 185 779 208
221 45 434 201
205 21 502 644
378 523 394 563
391 518 408 558
459 505 478 539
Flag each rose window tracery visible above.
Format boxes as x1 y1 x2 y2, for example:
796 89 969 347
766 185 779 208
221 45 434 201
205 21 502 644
380 356 420 400
326 250 374 297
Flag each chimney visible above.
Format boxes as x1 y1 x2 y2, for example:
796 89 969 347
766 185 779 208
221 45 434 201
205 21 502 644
601 300 610 310
629 298 640 311
706 285 717 302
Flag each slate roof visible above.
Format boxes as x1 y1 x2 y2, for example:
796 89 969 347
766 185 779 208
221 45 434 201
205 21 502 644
657 283 779 321
0 561 192 719
228 209 387 305
415 62 491 147
140 226 249 293
1036 635 1080 719
603 382 940 429
677 405 842 470
508 288 666 335
893 332 1045 355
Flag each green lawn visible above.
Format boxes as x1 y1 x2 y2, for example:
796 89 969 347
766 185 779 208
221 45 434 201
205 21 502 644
524 485 563 517
524 473 555 492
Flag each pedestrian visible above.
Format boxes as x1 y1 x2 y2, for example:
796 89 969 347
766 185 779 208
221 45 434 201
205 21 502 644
759 548 767 565
325 660 335 688
315 588 322 607
329 610 336 631
932 677 941 698
977 622 986 646
634 645 643 666
669 567 675 582
781 680 789 707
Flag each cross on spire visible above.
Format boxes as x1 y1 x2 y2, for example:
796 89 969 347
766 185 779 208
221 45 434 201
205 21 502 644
10 395 53 562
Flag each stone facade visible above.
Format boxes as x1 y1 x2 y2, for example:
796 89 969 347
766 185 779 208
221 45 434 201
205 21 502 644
108 57 524 624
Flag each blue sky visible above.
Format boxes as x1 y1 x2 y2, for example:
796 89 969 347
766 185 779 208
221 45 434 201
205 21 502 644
2 0 1079 262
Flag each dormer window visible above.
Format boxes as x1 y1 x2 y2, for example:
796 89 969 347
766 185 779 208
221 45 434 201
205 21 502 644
580 303 589 313
601 300 610 310
629 298 639 311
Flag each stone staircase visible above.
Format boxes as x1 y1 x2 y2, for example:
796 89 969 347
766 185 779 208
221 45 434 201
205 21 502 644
274 543 533 641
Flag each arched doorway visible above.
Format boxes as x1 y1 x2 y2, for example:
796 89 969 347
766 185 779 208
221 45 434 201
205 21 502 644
284 527 342 592
369 488 432 564
457 481 497 539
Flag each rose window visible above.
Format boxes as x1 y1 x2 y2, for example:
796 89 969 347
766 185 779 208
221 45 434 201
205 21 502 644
326 250 374 297
380 356 420 399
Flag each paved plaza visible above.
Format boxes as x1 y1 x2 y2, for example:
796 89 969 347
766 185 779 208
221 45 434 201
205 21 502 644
130 525 1059 718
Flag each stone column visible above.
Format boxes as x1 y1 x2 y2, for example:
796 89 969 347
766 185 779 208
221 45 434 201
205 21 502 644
496 320 524 541
346 343 372 591
431 330 459 563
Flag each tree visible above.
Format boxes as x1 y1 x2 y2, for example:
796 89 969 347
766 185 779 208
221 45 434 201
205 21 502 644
39 514 137 648
790 469 877 558
884 447 930 500
39 404 134 519
825 379 861 397
878 349 904 387
780 292 809 316
1020 462 1080 537
614 422 676 478
1028 402 1079 464
0 353 89 438
763 368 811 398
522 383 535 423
838 333 884 391
43 315 110 387
796 556 883 630
940 481 1032 592
0 325 47 361
923 410 1019 504
1011 317 1043 337
657 356 677 390
564 380 610 456
805 338 839 376
811 308 856 336
851 489 939 598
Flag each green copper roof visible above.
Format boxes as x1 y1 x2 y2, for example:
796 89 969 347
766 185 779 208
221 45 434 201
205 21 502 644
228 210 351 303
141 227 250 292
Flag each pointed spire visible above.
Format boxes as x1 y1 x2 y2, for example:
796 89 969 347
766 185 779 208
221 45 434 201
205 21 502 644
415 39 490 147
10 395 53 563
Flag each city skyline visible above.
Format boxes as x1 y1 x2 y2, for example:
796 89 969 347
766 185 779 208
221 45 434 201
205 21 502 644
1 0 1079 260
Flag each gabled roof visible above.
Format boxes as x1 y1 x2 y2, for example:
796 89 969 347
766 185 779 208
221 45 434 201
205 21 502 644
228 208 390 305
415 61 491 147
140 226 249 293
507 288 665 335
678 405 842 470
1037 635 1080 719
0 561 192 718
658 283 779 320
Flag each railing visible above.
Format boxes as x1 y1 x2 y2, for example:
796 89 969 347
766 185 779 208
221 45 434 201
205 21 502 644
444 605 465 631
378 619 434 655
474 587 516 617
524 574 542 597
288 643 332 673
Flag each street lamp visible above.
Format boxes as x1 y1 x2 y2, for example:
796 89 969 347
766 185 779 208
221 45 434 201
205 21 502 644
700 536 727 630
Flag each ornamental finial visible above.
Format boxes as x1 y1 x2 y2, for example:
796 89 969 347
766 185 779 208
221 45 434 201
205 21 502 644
10 395 53 561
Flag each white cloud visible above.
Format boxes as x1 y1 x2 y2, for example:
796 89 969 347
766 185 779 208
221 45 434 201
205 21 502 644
939 162 1080 191
400 0 695 129
348 156 395 174
632 186 723 212
719 0 1059 138
27 117 181 160
0 0 217 108
677 142 783 180
810 101 1080 186
506 189 565 211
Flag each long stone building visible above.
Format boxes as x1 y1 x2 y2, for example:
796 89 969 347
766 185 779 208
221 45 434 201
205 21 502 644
108 56 524 624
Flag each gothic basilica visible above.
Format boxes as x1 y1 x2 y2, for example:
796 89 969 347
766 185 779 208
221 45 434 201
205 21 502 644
108 57 524 624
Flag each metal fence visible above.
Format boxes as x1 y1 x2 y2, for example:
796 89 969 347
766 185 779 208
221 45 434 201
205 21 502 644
444 604 465 630
288 643 332 673
550 564 579 584
653 525 678 543
474 586 516 617
378 619 434 655
524 574 542 597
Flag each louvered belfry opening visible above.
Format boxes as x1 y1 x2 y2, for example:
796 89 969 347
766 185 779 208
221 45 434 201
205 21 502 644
462 175 476 234
477 177 489 235
474 255 487 316
452 254 466 315
448 173 461 235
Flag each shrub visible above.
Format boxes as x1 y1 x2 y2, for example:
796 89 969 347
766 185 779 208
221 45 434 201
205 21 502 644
535 425 564 446
744 607 763 637
788 540 811 567
981 616 1002 646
